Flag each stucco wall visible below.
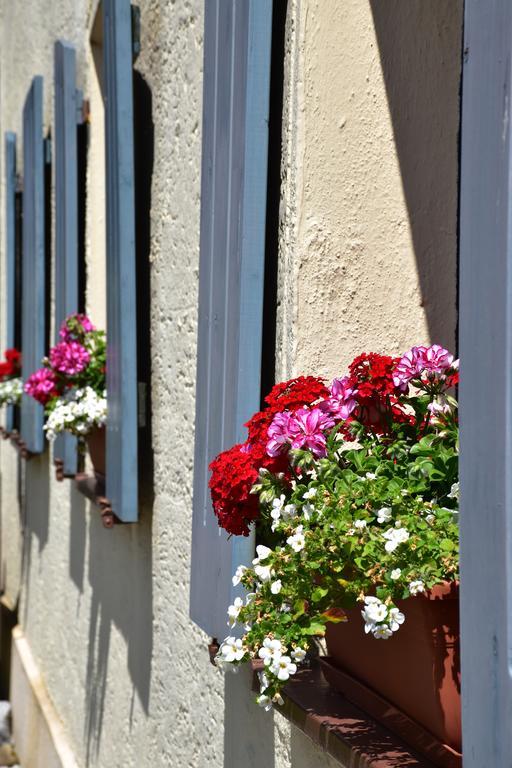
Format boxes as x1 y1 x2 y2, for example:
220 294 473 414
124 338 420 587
278 0 462 380
0 1 462 767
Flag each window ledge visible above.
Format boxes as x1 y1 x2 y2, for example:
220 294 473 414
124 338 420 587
74 472 121 529
274 663 444 768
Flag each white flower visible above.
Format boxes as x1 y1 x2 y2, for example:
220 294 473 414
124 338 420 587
373 624 393 640
383 526 410 552
291 647 306 663
354 519 367 530
447 482 459 500
270 655 297 681
220 636 245 662
425 514 435 524
256 694 272 711
390 568 401 580
232 565 247 586
283 503 297 519
388 607 405 632
303 487 317 500
0 377 23 406
346 528 355 536
409 580 425 595
258 670 270 692
376 507 392 524
361 600 388 628
43 386 107 441
365 472 377 480
258 638 284 667
302 503 315 520
270 580 282 595
254 564 272 582
227 597 243 626
280 603 291 613
287 525 305 553
252 544 272 565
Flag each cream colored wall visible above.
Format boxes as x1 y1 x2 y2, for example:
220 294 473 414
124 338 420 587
277 0 462 381
0 1 462 767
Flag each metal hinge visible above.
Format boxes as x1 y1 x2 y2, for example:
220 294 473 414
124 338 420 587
131 5 141 62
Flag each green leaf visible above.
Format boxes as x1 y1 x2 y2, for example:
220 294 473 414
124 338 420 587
311 587 329 603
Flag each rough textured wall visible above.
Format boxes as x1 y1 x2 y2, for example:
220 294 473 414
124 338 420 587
0 1 462 767
277 0 462 380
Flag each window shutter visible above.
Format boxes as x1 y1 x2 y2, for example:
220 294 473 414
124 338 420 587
4 132 17 433
190 0 273 639
103 0 138 522
21 77 45 455
53 40 82 476
459 2 512 764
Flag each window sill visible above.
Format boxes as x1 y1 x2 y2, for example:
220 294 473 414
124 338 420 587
74 472 120 529
275 663 441 768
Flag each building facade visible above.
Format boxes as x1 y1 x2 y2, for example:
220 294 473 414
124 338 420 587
0 1 463 767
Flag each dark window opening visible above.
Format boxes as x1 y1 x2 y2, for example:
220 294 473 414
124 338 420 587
260 0 287 404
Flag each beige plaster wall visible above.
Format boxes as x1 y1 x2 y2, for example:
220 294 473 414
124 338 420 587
0 1 462 767
277 0 462 381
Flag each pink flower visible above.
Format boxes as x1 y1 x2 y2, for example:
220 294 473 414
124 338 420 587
24 368 59 405
321 376 358 420
289 407 335 457
422 344 454 374
393 344 455 389
59 313 95 342
50 341 90 375
393 346 427 389
267 411 295 457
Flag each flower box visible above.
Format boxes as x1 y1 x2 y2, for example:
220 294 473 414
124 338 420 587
322 582 461 766
208 343 460 765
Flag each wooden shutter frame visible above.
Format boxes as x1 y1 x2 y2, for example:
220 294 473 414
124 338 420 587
54 40 83 476
190 0 274 639
459 1 512 763
4 132 17 433
21 76 45 455
104 0 138 522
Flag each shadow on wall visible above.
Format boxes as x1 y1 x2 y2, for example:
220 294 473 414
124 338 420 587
83 69 155 765
370 0 463 351
224 667 276 768
20 455 50 628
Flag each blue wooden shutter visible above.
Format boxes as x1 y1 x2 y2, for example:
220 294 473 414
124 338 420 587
4 132 17 433
104 0 138 522
54 40 82 476
459 2 512 764
21 77 45 455
190 0 273 639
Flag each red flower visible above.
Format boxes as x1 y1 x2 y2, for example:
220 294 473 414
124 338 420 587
347 353 404 432
209 444 261 536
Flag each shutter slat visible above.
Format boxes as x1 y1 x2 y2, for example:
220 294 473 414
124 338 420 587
54 40 80 476
4 132 17 433
21 77 45 455
104 0 138 522
190 0 273 639
459 1 512 763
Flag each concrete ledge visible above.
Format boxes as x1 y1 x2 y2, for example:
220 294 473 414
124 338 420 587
10 626 79 768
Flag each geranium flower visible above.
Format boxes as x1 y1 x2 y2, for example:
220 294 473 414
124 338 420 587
322 376 358 420
288 407 335 457
50 341 90 375
24 368 59 405
59 313 95 342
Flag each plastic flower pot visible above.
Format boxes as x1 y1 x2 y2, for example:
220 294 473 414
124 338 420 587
321 582 460 765
86 425 106 476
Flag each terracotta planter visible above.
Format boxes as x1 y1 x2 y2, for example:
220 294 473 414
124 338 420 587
86 426 106 476
322 582 460 763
